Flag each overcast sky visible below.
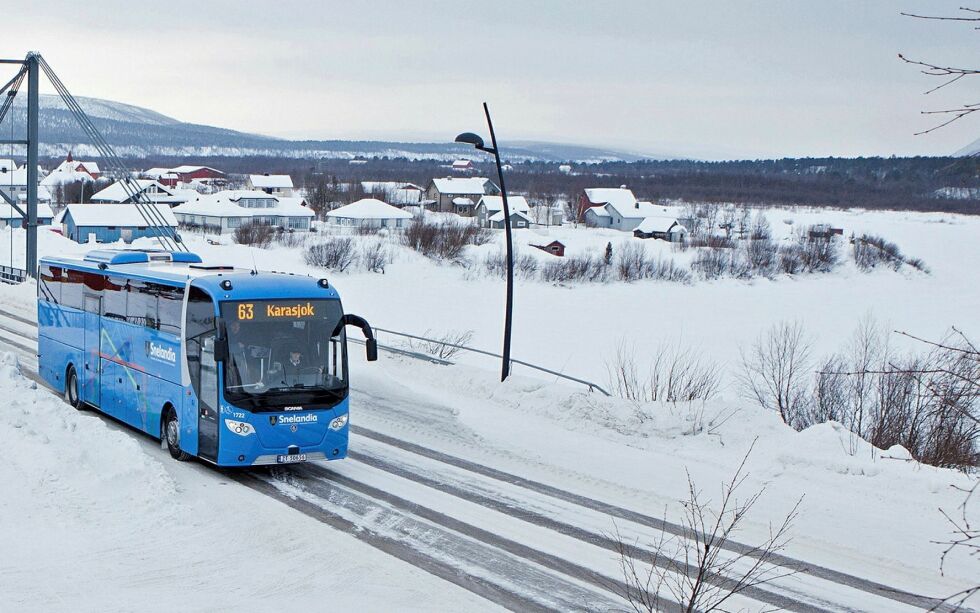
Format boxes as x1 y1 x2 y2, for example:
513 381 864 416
5 1 979 159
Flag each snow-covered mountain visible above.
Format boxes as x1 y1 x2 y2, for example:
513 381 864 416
6 95 651 163
955 136 980 156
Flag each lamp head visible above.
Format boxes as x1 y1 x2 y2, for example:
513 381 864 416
455 132 485 149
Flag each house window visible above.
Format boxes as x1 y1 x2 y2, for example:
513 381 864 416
227 218 241 228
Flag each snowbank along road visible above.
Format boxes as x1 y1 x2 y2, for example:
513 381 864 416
0 301 961 612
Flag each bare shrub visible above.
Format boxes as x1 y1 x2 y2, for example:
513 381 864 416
304 238 357 272
750 213 772 240
647 256 692 283
541 254 609 283
797 232 841 273
688 234 736 249
743 238 778 277
482 252 538 280
739 321 813 428
777 244 804 274
234 222 275 248
853 234 928 273
617 446 801 613
274 230 306 248
617 242 648 282
360 240 390 273
608 340 721 403
692 248 730 280
403 221 486 262
405 329 475 360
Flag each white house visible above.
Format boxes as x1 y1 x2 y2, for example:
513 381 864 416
0 159 16 173
360 181 425 207
172 190 314 234
247 174 294 196
90 180 195 206
451 159 474 172
326 198 413 230
41 153 101 187
474 195 531 228
582 187 665 231
0 167 53 206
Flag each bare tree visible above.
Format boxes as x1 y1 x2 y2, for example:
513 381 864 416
740 321 813 427
617 444 802 612
899 7 980 134
932 482 979 611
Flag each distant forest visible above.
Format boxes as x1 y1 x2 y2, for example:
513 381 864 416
92 154 980 215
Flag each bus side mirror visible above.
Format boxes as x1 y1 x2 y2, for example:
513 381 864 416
341 313 378 362
366 338 378 362
214 319 228 362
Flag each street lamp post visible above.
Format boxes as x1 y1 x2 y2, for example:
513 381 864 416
456 102 514 382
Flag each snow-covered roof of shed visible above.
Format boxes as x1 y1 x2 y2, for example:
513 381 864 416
431 177 490 195
0 201 53 219
90 180 173 203
249 174 294 189
635 216 685 234
326 198 413 220
171 165 224 175
489 210 532 223
62 203 178 227
477 195 530 214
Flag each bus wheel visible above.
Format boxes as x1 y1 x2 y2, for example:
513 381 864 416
65 366 83 410
163 409 191 462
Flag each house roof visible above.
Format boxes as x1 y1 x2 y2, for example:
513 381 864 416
452 197 474 206
476 195 530 214
170 165 224 175
603 199 662 220
172 190 313 218
635 216 685 234
0 159 16 173
249 174 294 189
585 206 610 218
452 159 473 167
489 210 532 223
0 201 53 220
62 203 178 227
40 159 101 186
90 179 176 203
431 177 491 195
583 187 636 209
362 182 423 205
326 198 413 220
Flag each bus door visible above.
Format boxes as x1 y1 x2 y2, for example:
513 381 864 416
196 333 220 460
82 294 101 407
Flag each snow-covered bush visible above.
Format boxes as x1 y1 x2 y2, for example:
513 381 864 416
359 240 391 274
234 222 274 248
403 222 488 262
541 254 609 283
304 238 356 272
481 252 538 280
853 233 928 273
608 340 721 404
616 243 691 283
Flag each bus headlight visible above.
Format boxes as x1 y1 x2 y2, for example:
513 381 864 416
225 419 255 436
329 414 349 431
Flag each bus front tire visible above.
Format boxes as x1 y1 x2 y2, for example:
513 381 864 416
163 409 191 462
65 366 83 410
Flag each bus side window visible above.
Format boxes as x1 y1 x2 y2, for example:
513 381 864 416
62 269 85 311
103 277 128 321
129 280 157 330
155 284 184 336
39 266 62 304
186 287 215 338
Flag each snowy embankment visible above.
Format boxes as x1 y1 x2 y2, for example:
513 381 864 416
0 351 495 612
0 205 976 607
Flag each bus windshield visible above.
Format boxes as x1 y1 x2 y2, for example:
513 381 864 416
219 299 347 410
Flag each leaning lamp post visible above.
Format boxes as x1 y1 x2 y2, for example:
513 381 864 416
456 102 514 382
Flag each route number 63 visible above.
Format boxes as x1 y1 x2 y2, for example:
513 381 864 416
238 303 254 320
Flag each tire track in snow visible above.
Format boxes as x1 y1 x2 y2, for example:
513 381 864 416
351 424 950 612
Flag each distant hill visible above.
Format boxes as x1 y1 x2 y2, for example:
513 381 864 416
955 136 980 156
6 95 656 163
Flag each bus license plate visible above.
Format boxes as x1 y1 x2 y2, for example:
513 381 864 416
276 454 307 464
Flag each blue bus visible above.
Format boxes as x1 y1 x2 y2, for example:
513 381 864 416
37 249 378 466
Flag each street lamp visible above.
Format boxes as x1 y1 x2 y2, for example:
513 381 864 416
456 102 514 382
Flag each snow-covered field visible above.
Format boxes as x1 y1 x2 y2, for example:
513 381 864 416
0 205 976 610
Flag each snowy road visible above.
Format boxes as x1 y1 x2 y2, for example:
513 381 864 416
0 303 959 612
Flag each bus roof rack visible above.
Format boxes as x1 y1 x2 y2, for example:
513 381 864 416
83 249 203 266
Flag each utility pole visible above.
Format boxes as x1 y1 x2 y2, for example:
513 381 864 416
25 52 39 279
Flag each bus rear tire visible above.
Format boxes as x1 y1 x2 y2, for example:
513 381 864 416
163 408 191 462
65 366 83 410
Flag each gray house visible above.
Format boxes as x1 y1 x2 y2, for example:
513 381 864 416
427 177 500 213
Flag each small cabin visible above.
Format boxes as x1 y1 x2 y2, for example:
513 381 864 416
531 240 565 257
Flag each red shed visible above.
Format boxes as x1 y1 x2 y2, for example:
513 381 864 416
531 240 565 257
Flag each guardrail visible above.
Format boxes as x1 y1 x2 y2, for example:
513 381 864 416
0 265 27 285
367 326 611 396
